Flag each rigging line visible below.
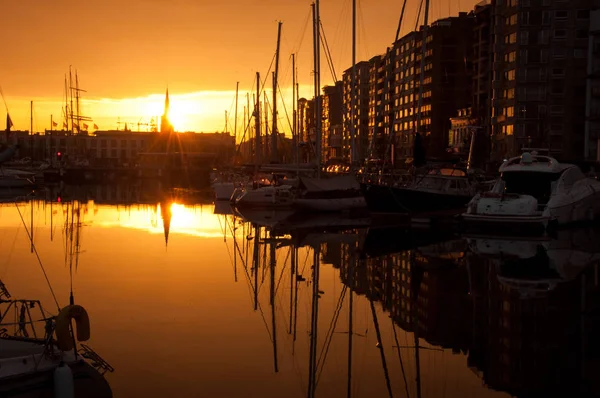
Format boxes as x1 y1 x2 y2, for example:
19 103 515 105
277 82 294 136
13 203 60 311
392 323 411 398
294 8 312 55
415 0 425 31
0 85 9 112
318 20 339 84
315 285 348 386
357 0 370 60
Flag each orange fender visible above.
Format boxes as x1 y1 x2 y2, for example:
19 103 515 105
54 305 91 352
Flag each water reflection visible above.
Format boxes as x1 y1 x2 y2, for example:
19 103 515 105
0 185 599 397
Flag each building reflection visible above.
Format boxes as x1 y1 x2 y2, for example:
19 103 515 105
323 226 600 397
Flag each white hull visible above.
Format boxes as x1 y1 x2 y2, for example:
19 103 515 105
295 196 366 212
235 185 295 208
544 184 600 225
213 182 236 201
462 212 549 225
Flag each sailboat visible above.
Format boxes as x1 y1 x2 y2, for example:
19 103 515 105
0 199 113 396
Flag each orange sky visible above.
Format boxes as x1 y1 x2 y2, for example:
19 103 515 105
1 0 474 133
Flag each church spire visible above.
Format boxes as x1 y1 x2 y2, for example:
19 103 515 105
160 88 173 134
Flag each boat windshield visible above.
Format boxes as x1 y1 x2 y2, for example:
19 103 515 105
502 171 562 204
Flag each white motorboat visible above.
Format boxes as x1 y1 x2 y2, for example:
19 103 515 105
463 152 600 229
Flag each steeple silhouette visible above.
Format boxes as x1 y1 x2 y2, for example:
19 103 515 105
160 88 174 134
160 200 172 248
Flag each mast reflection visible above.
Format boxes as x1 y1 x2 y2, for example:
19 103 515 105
227 212 600 397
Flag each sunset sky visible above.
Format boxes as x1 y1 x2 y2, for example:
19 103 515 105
2 0 473 135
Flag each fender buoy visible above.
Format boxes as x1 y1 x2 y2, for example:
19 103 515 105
54 362 75 398
55 305 91 352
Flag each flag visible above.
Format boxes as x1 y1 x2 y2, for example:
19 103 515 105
6 114 13 131
83 123 89 130
52 121 58 127
93 123 99 130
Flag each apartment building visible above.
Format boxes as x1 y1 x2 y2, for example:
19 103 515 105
491 0 600 161
342 61 370 164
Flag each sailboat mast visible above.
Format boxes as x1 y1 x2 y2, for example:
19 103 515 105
76 71 81 135
264 90 269 161
255 73 262 170
29 101 33 162
269 232 278 372
69 67 74 135
234 82 239 154
272 21 282 163
312 1 322 177
347 254 355 398
370 300 393 397
307 245 321 398
350 0 357 167
415 0 431 137
292 53 299 171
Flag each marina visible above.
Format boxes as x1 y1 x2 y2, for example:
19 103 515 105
0 183 599 396
2 0 600 395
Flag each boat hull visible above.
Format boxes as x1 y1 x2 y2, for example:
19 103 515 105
461 213 548 235
360 183 471 214
295 196 366 212
212 182 236 201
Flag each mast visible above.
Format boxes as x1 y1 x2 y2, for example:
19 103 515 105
347 252 355 397
350 0 357 167
292 53 299 172
75 71 81 134
255 73 262 171
312 1 322 177
307 244 321 398
415 0 431 139
371 300 393 397
269 231 279 373
264 90 269 161
272 21 283 164
29 101 33 162
234 82 239 159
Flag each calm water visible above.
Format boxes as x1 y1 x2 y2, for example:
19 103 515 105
1 186 599 397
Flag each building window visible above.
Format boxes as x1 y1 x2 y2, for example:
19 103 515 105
504 51 516 63
542 11 550 25
577 10 591 19
553 48 566 58
538 30 549 44
542 0 551 5
505 32 517 44
502 124 514 135
521 11 530 24
504 69 516 81
576 29 589 39
550 105 564 114
506 14 517 25
554 30 567 39
520 31 529 45
574 48 586 58
551 81 565 94
554 10 568 20
503 107 514 117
